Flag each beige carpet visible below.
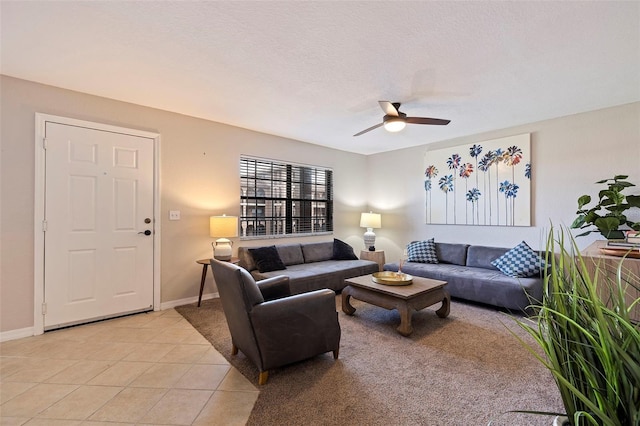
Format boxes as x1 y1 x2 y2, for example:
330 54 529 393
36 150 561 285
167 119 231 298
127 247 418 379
176 296 564 425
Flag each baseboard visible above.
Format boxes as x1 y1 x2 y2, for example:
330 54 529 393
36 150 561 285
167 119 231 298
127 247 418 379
0 326 35 342
0 294 220 342
161 292 220 310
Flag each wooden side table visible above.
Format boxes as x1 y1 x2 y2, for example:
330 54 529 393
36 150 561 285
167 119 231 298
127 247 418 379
360 250 385 272
196 257 239 307
580 241 640 322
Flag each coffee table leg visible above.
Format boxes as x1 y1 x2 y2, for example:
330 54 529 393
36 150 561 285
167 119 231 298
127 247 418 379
435 292 451 318
397 302 414 336
341 286 356 315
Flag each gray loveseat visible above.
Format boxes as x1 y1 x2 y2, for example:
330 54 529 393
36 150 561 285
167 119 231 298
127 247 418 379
384 242 543 312
238 241 379 295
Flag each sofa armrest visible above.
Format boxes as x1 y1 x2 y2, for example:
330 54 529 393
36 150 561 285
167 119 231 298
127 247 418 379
257 275 291 301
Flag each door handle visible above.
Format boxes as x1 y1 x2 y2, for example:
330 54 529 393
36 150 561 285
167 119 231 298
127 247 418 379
138 230 152 236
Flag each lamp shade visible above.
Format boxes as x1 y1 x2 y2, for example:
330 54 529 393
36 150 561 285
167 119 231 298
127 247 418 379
360 212 381 229
209 215 239 238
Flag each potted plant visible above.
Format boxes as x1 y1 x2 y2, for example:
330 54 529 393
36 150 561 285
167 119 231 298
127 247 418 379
509 227 640 425
570 175 640 240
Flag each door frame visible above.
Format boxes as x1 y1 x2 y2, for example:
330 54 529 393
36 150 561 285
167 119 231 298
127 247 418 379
34 113 161 335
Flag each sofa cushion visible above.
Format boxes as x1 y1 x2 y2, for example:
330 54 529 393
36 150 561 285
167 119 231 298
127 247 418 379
248 246 287 273
435 242 469 265
252 259 379 294
466 245 508 270
383 261 542 312
276 244 305 266
491 241 544 278
237 247 257 271
302 242 333 263
332 239 358 260
407 239 439 263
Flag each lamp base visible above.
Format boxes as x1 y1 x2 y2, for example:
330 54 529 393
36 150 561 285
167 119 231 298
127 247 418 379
363 228 376 251
212 239 233 261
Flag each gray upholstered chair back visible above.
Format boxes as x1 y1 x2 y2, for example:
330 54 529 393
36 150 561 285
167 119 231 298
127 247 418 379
209 259 264 368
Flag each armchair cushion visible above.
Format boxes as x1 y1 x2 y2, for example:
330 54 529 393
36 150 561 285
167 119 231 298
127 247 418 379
249 246 287 272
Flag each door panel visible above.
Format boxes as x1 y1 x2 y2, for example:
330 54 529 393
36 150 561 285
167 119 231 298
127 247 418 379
44 122 154 329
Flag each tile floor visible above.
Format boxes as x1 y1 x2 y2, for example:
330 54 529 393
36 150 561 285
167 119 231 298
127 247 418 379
0 308 259 425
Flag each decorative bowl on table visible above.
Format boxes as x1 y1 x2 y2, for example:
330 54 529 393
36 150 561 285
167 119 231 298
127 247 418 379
372 271 413 286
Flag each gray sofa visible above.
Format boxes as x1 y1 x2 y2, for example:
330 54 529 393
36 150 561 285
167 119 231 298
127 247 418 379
238 241 379 295
384 242 543 312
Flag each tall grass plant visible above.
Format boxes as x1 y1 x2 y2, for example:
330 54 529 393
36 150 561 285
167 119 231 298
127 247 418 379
511 228 640 426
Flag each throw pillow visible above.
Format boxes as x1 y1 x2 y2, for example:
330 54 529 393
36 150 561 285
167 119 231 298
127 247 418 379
248 246 287 273
332 238 358 260
491 241 544 278
407 239 439 264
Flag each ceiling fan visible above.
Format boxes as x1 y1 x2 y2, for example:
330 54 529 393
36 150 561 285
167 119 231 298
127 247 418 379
353 101 451 136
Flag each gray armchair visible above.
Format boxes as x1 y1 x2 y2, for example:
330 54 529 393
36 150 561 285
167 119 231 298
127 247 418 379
210 259 341 385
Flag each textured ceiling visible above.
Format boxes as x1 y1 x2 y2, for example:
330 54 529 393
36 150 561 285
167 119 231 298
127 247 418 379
1 1 639 155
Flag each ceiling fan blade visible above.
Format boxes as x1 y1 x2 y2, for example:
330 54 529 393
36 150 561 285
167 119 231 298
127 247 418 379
353 122 384 136
406 117 451 126
378 101 400 117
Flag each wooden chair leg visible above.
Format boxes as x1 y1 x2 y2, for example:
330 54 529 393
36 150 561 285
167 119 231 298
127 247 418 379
231 344 238 355
333 348 339 359
258 371 269 385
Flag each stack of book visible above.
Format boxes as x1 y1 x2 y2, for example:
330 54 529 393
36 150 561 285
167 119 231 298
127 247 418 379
626 230 640 244
606 230 640 250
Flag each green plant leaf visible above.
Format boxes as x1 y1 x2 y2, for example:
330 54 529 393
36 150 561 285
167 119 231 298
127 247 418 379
584 210 600 222
612 174 628 180
627 195 640 208
570 216 585 229
594 217 622 232
575 230 594 237
577 195 591 209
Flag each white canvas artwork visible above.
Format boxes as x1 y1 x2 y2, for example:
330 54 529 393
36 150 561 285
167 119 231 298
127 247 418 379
424 133 531 226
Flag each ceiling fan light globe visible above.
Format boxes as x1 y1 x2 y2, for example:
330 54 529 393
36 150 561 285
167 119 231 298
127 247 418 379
383 119 406 132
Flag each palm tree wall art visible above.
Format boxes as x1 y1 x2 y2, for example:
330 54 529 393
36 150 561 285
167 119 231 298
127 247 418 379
424 133 531 227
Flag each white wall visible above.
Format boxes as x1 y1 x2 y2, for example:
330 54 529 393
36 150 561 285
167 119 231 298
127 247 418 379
0 75 368 333
1 74 638 335
368 102 640 264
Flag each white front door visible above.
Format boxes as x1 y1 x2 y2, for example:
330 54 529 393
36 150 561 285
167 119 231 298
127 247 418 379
42 121 155 330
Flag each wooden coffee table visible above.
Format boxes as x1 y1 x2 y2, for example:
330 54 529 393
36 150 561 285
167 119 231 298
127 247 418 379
342 274 450 336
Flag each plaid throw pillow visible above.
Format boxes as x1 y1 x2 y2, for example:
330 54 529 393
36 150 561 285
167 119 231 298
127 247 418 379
491 241 544 278
407 239 439 264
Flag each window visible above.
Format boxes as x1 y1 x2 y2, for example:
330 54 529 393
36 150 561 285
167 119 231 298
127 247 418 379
240 156 333 238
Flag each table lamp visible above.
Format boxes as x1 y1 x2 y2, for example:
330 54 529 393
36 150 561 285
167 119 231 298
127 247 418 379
360 211 381 251
209 215 238 261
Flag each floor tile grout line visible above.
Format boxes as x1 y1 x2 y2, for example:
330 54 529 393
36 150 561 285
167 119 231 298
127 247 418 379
0 308 258 424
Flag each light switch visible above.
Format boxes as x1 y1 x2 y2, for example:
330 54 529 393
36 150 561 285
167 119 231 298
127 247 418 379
169 210 181 220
